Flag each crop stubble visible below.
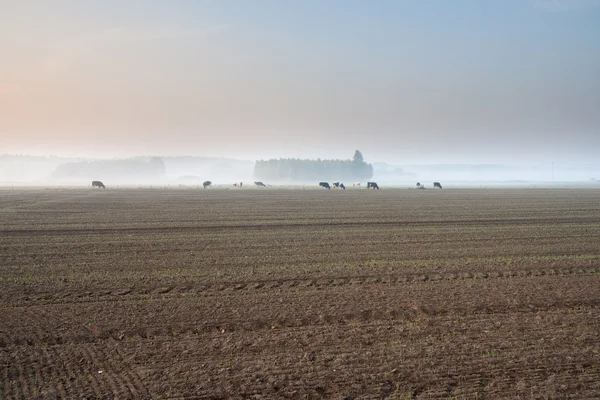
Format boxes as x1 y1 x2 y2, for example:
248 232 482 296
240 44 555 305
1 188 599 399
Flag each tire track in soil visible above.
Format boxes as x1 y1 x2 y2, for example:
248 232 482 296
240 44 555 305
114 347 151 398
1 358 12 399
7 321 598 399
101 345 152 399
0 353 7 399
99 347 130 398
2 298 599 348
42 347 65 398
3 214 600 234
2 271 600 347
17 358 29 400
53 347 72 398
28 351 45 400
41 347 63 399
116 332 599 399
80 346 113 398
4 265 599 307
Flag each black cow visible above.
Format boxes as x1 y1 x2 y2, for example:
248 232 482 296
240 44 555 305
203 180 212 189
433 182 443 189
319 182 331 190
340 183 346 190
367 182 380 190
92 180 105 189
254 181 266 187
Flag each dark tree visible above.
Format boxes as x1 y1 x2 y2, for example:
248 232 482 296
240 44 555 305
353 150 364 163
254 152 373 182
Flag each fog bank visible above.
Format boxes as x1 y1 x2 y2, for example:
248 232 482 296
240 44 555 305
2 155 599 187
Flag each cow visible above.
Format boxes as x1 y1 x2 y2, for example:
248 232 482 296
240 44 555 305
353 182 361 187
254 181 266 187
433 182 443 189
319 182 331 190
332 182 340 188
203 181 212 189
340 183 346 190
92 180 105 189
367 182 380 190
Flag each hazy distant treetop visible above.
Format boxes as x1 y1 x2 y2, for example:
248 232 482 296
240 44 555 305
353 150 364 163
254 151 373 181
149 157 166 175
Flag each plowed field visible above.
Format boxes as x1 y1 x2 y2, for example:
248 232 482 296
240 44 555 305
1 188 600 399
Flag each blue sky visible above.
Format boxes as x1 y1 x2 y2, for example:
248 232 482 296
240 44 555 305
1 0 599 163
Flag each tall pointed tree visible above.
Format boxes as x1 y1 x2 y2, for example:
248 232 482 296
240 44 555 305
353 150 364 163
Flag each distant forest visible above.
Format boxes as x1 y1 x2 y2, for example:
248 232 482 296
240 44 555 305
254 151 373 181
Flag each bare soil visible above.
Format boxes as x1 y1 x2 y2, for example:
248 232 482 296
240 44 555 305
1 187 599 399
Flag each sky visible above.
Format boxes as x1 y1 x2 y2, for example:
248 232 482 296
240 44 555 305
1 0 599 164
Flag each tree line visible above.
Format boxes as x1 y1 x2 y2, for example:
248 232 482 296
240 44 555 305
254 151 373 182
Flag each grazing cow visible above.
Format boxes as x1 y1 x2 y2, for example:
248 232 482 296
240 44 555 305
92 180 105 189
319 182 331 190
340 183 346 190
332 182 340 188
433 182 442 189
367 182 380 190
203 180 212 189
254 181 266 187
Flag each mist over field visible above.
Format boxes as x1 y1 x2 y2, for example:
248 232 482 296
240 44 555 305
2 1 599 182
0 155 253 186
2 154 600 187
